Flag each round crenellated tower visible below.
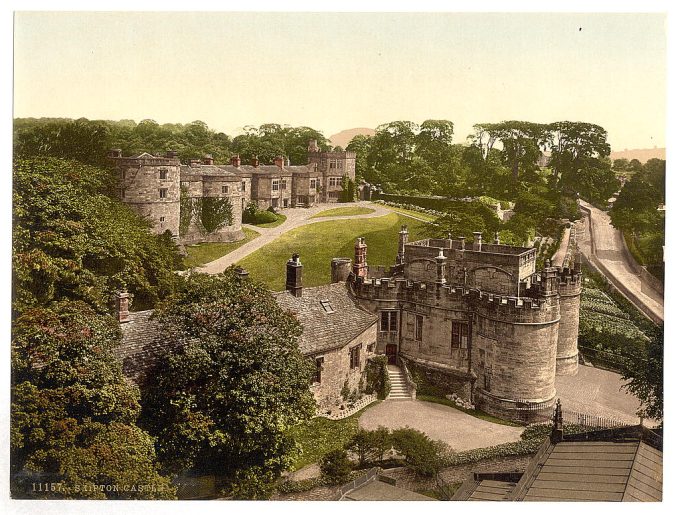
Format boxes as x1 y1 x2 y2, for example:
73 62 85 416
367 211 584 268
109 150 181 237
471 265 561 422
555 262 583 376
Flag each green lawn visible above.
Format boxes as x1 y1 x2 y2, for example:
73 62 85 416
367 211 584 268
237 212 429 290
250 213 287 228
373 202 438 222
183 227 260 268
311 206 375 218
287 403 378 470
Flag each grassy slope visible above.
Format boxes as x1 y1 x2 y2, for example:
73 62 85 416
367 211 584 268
311 206 375 218
372 202 437 222
287 403 378 470
237 212 429 291
183 227 260 268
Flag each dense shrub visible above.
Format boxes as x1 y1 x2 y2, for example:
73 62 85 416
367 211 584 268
390 428 448 477
242 201 279 225
319 449 353 484
345 426 392 466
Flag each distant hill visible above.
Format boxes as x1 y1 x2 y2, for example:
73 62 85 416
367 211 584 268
610 147 665 163
329 128 376 150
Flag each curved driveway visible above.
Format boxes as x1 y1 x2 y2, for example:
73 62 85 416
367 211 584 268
577 200 663 322
358 400 523 451
197 201 391 274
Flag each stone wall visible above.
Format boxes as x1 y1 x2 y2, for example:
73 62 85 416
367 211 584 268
310 324 378 412
401 356 473 400
119 157 181 236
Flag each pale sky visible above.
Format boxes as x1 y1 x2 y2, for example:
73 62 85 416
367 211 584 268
14 11 666 150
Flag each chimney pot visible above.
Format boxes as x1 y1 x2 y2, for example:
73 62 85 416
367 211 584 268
252 156 259 167
286 253 303 297
115 290 132 323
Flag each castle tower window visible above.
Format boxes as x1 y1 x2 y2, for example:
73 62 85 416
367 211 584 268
350 345 361 369
415 315 423 342
222 185 229 194
314 356 324 384
159 188 168 199
451 321 469 350
380 311 397 332
159 169 168 180
159 216 165 223
241 180 247 192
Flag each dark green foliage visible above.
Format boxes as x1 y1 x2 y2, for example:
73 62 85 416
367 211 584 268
345 426 392 465
11 301 173 499
319 449 353 484
620 326 664 421
197 197 234 234
139 269 316 495
179 185 193 237
390 428 448 477
242 201 279 224
339 176 357 202
12 157 182 314
364 356 390 399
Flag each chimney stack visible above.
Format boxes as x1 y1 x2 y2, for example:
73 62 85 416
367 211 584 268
274 156 284 169
331 257 352 283
231 154 241 167
353 237 368 278
286 254 303 297
473 232 483 251
108 148 123 159
494 231 500 245
202 154 214 165
165 150 178 159
252 156 259 168
435 248 447 285
115 290 132 323
458 236 466 250
396 225 409 265
308 139 319 153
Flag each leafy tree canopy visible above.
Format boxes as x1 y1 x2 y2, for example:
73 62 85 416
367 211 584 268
140 269 316 498
12 157 182 314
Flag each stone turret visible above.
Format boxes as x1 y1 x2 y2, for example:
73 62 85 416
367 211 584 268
555 263 583 376
331 257 352 283
435 248 446 285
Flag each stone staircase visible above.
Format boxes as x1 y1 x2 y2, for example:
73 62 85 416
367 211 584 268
387 365 411 400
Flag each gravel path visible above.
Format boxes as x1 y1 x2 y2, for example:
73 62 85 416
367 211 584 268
196 201 391 274
577 200 663 321
358 400 523 451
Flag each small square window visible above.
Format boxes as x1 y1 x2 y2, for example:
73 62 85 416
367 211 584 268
159 216 165 223
222 185 229 194
159 169 168 180
159 188 168 199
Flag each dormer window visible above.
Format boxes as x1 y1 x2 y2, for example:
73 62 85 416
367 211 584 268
320 300 334 313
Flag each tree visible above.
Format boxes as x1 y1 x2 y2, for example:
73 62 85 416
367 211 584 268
493 121 551 182
319 449 353 483
390 428 448 477
612 158 629 171
620 326 663 421
12 157 182 314
11 301 174 499
140 269 316 498
548 121 611 180
346 134 372 183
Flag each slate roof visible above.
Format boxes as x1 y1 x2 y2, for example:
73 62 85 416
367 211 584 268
341 479 435 501
452 426 663 502
114 310 182 385
452 480 517 501
180 164 240 178
273 282 377 356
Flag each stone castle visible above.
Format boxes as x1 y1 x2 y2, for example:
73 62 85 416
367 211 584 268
108 140 356 244
278 228 582 422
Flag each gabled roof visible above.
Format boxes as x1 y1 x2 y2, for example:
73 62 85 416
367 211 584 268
114 310 182 385
273 282 377 355
452 425 663 502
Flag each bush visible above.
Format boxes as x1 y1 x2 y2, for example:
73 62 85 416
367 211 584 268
319 449 353 484
253 210 278 224
267 205 277 214
345 426 392 466
391 428 448 477
364 356 390 399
